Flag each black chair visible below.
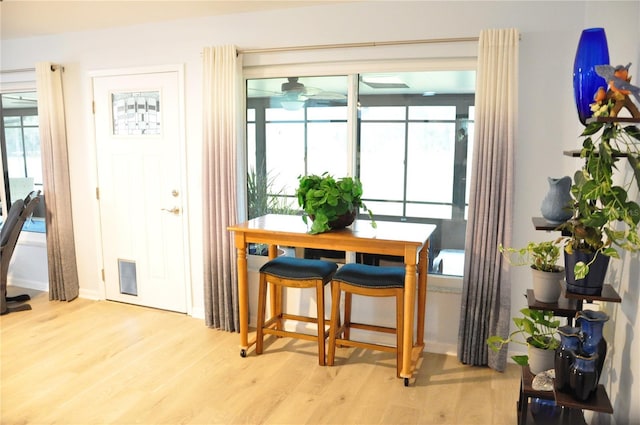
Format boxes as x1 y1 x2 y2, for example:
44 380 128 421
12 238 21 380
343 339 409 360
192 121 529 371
1 191 41 315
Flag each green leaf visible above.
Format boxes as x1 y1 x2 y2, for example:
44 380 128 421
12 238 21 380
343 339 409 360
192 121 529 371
511 355 529 366
627 154 640 191
601 247 619 259
581 122 604 136
574 261 589 280
623 125 640 141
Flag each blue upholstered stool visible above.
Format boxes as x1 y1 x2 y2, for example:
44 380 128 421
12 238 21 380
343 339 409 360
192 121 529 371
327 263 406 377
257 256 338 365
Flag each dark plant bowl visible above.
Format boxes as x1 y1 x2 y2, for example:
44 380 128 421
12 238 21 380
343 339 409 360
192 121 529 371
565 250 610 295
328 210 356 229
310 209 357 231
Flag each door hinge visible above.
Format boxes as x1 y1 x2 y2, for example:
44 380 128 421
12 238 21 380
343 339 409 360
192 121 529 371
96 187 100 200
92 101 95 114
101 269 105 281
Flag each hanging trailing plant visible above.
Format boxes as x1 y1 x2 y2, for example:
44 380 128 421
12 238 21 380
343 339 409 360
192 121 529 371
558 101 640 279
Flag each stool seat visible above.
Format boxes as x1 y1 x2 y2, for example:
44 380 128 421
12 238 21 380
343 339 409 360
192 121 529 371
328 263 407 378
260 256 338 280
256 256 338 365
332 263 405 288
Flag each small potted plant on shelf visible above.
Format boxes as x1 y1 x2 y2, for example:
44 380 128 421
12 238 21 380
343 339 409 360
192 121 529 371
487 308 560 374
499 241 564 303
558 91 640 295
296 172 375 234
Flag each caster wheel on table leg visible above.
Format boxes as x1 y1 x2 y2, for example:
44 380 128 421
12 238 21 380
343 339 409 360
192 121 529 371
404 378 409 387
240 349 247 358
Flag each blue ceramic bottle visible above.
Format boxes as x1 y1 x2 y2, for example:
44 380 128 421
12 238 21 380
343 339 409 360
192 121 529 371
554 325 581 392
569 352 599 401
576 309 609 377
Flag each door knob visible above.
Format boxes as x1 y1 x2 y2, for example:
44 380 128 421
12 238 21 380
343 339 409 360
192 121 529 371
161 206 180 215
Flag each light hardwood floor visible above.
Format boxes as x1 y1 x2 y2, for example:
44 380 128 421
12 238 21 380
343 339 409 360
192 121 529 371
1 288 520 425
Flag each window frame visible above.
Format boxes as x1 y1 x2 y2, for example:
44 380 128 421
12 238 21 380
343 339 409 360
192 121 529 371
243 59 476 289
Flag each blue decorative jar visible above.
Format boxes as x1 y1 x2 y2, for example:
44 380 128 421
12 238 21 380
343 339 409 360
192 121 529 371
569 352 599 402
554 325 581 392
576 309 609 377
540 176 573 224
573 28 610 125
530 398 561 421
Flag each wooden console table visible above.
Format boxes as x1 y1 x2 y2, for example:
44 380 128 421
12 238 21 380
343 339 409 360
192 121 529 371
228 214 436 385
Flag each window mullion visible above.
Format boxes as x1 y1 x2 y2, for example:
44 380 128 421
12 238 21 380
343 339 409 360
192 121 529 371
402 107 409 219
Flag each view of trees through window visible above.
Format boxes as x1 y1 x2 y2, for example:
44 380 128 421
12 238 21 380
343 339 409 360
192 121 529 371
246 71 475 276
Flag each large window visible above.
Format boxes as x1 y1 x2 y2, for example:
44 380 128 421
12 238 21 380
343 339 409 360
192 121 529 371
246 70 475 276
0 91 45 232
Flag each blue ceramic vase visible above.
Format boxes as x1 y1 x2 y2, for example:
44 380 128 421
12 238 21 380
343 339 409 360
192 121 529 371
554 325 581 392
573 28 610 125
569 352 599 401
576 309 609 377
540 176 573 224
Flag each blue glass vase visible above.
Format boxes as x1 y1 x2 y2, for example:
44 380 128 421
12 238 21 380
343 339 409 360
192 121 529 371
573 28 610 125
554 325 581 392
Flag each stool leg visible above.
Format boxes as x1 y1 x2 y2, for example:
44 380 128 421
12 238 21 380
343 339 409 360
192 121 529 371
275 285 284 332
256 273 268 355
344 291 352 341
268 280 277 328
396 288 404 378
316 281 326 366
327 281 341 366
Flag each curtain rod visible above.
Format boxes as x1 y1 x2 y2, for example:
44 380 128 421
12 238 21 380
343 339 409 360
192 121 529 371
0 65 62 74
0 68 36 74
237 36 481 55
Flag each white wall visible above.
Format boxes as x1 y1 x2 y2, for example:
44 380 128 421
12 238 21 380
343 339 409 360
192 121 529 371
2 2 638 423
7 232 48 291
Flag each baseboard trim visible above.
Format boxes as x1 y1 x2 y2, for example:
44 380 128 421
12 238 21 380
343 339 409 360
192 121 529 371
7 278 47 292
79 288 102 300
190 305 205 320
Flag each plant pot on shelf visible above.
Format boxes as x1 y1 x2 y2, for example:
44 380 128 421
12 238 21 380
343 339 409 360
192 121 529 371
528 340 556 375
531 266 564 303
564 250 610 296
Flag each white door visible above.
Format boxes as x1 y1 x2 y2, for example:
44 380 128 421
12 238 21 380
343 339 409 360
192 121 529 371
92 68 188 313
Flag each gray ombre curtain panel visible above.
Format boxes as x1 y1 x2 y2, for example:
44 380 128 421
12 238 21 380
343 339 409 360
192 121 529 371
202 45 242 331
35 63 80 301
458 29 518 371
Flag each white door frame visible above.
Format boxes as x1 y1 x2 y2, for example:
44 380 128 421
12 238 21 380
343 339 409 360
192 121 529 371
89 64 192 315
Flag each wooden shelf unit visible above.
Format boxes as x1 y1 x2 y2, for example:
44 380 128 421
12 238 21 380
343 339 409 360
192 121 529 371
517 236 622 423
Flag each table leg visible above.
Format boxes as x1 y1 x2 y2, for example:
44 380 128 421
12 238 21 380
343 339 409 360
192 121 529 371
268 244 279 328
416 244 428 345
236 243 249 357
402 262 417 384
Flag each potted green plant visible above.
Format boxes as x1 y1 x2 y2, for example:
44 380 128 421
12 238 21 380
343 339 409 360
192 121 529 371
247 166 295 255
558 99 640 295
499 241 564 303
296 172 375 234
487 308 560 374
